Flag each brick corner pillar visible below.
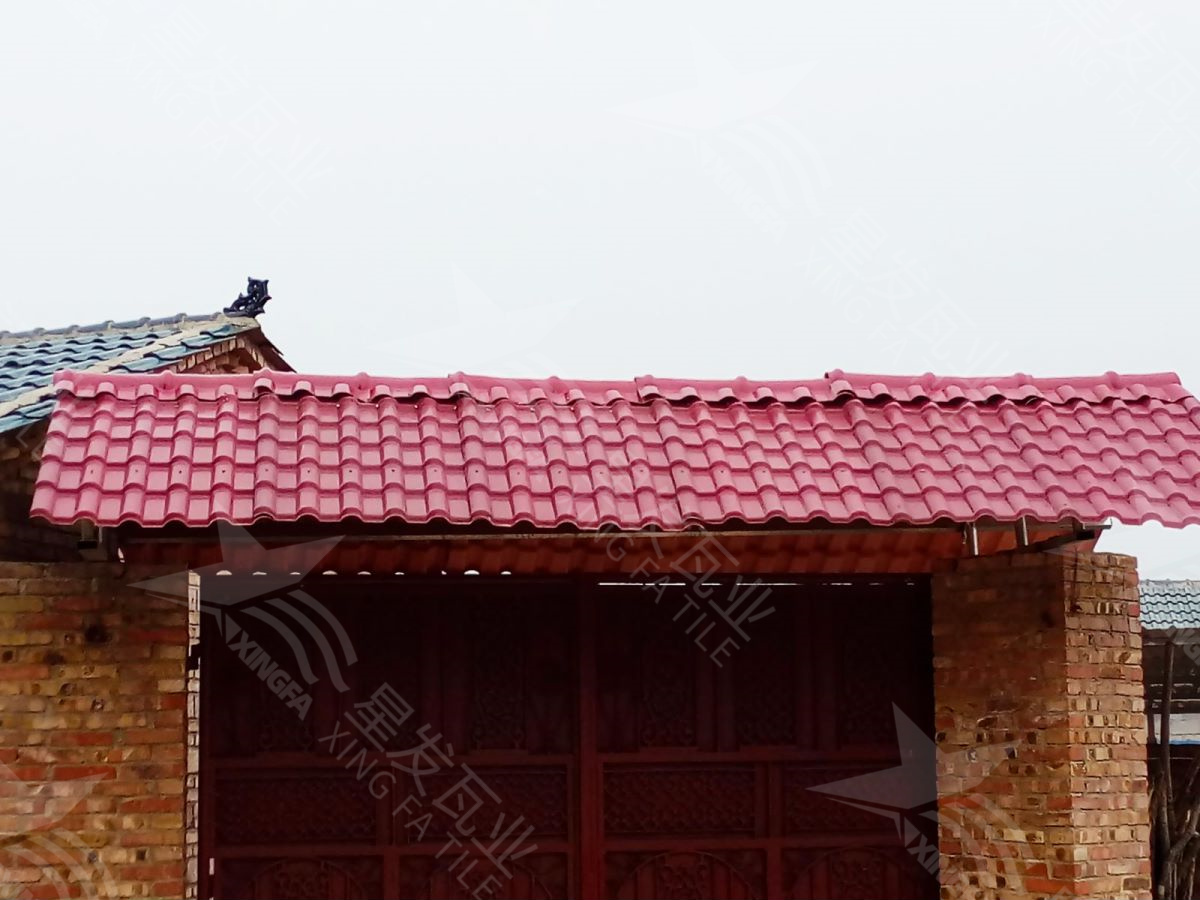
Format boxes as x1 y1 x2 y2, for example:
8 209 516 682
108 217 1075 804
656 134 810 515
931 550 1151 900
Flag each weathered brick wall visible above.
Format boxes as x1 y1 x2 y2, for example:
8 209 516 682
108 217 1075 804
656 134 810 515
932 551 1151 899
175 341 272 374
0 561 192 899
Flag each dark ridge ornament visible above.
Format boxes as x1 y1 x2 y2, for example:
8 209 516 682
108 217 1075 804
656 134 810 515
225 277 271 317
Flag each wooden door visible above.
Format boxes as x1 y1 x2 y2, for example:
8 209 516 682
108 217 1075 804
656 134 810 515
200 577 935 899
587 581 934 900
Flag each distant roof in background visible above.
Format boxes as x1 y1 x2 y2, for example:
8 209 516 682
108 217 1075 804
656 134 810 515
0 313 287 434
1141 580 1200 631
29 369 1200 531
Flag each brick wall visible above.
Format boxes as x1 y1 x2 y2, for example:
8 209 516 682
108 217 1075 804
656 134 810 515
0 561 193 899
932 551 1151 899
175 339 276 375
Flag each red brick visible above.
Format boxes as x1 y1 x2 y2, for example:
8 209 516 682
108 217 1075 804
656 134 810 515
121 797 180 814
52 765 115 780
50 594 108 611
126 627 187 644
49 731 114 747
124 728 182 745
0 663 50 679
20 612 85 630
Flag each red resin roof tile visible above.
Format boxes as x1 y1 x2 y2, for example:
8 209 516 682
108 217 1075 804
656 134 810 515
30 369 1200 530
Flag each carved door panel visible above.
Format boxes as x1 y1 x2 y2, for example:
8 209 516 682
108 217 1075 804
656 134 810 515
201 577 936 899
201 580 575 900
589 580 936 900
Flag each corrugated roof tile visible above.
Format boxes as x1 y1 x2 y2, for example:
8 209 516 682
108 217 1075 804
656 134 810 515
1141 580 1200 631
0 314 264 434
28 369 1200 531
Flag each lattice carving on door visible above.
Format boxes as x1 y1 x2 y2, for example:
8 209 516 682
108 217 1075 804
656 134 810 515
604 766 758 835
398 766 570 843
221 857 382 900
216 774 377 844
607 850 764 899
733 598 796 747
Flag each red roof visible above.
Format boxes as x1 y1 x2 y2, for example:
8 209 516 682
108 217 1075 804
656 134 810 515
30 369 1200 530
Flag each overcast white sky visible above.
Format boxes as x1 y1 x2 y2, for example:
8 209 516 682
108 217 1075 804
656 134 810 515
3 2 1199 574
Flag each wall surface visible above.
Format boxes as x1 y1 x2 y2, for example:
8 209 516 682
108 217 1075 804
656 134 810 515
933 551 1152 899
0 561 191 899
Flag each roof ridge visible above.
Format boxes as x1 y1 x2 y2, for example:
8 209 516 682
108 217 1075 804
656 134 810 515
49 369 1194 407
826 369 1182 388
0 311 256 344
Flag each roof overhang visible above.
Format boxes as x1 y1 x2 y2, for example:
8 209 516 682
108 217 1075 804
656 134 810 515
110 517 1100 576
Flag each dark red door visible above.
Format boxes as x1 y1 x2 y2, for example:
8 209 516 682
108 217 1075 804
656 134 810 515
200 578 935 899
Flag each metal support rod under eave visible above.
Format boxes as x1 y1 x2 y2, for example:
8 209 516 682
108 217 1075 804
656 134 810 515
1015 516 1030 548
964 522 980 556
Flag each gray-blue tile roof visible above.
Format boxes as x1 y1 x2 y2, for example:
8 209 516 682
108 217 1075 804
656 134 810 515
1140 580 1200 632
0 314 258 435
